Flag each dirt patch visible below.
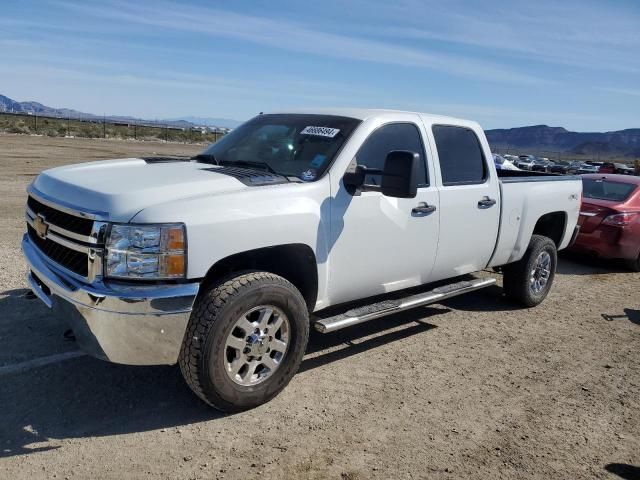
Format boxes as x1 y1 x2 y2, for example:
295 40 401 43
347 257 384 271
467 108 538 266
0 134 638 479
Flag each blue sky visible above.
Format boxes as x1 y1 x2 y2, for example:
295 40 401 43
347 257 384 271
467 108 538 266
1 0 639 130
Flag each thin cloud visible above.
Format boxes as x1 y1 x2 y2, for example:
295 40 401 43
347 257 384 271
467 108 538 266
53 0 552 86
600 87 640 98
0 62 379 108
355 0 640 75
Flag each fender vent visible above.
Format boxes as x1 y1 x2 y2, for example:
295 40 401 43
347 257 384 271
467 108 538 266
201 166 289 186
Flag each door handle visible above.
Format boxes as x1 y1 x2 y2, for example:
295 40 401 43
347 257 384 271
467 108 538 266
478 197 497 208
412 202 437 215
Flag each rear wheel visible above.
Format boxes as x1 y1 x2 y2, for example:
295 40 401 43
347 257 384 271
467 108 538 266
179 271 309 412
503 235 557 307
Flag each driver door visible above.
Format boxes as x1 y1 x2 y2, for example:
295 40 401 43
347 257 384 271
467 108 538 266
327 119 440 306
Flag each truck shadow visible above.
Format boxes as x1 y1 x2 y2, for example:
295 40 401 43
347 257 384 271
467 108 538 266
0 291 445 459
0 273 538 459
439 284 522 313
557 253 632 276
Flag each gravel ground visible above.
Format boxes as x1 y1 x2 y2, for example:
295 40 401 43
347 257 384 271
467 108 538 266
0 134 638 480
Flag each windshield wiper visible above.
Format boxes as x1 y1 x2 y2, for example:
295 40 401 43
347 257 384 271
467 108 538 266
197 157 296 181
192 153 219 165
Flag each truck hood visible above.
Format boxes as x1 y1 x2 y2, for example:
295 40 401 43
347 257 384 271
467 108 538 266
30 158 251 221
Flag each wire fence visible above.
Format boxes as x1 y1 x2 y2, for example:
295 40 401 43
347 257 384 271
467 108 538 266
0 112 226 144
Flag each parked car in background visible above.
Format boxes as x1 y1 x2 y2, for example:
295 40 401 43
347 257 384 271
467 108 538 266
567 162 581 174
549 162 570 174
589 161 615 174
570 174 640 271
493 153 519 170
516 155 536 170
580 164 600 174
614 163 634 175
568 162 600 174
531 159 554 172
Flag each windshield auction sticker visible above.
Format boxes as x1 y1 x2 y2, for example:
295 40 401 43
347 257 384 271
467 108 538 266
300 126 340 138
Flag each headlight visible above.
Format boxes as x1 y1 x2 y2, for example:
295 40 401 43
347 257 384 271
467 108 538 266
105 223 186 279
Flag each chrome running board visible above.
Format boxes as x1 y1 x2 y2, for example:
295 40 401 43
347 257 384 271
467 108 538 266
314 277 496 333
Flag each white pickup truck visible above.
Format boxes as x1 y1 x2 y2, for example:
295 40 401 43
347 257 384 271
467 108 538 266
22 109 581 411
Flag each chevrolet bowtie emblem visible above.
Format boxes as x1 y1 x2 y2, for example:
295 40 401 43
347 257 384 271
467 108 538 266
33 214 49 239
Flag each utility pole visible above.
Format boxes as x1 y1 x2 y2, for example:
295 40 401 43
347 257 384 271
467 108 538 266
134 123 137 140
103 114 106 138
34 114 37 134
67 115 70 137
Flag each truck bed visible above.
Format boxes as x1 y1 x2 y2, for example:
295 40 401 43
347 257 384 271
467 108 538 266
488 170 582 268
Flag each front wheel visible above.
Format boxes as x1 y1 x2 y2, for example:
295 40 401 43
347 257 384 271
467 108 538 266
503 235 557 307
179 271 309 412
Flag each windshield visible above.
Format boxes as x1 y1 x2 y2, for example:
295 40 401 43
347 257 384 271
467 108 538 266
198 114 361 181
582 178 637 202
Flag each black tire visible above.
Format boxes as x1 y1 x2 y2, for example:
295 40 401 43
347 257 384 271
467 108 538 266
626 254 640 272
503 235 557 307
179 271 309 412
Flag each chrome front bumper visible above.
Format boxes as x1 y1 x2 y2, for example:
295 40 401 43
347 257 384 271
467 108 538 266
22 234 200 365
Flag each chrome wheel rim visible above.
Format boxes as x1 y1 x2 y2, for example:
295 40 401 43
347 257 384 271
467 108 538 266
224 305 290 386
530 251 552 294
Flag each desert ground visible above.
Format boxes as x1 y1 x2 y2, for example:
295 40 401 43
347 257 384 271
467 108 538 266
0 134 638 480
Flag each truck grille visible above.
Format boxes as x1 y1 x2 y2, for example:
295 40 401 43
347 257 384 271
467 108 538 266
27 225 89 277
26 194 100 279
27 196 94 236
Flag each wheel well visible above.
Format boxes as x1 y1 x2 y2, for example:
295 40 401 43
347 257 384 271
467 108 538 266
201 244 318 311
533 212 566 246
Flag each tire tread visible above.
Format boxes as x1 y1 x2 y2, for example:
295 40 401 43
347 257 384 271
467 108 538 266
503 234 557 307
178 271 306 410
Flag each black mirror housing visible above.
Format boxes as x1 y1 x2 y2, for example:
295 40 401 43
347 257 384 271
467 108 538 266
343 150 420 198
380 150 420 198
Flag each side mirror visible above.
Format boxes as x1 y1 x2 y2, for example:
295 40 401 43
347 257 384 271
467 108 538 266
380 150 420 198
343 150 420 198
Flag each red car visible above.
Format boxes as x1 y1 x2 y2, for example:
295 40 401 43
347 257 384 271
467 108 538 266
571 174 640 271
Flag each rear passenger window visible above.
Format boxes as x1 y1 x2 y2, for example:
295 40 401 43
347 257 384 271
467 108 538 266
432 125 487 185
355 123 428 186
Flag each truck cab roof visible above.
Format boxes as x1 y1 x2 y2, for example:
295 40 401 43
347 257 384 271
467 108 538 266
265 108 476 127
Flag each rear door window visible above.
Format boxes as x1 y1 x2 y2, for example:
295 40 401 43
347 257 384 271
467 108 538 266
432 125 487 186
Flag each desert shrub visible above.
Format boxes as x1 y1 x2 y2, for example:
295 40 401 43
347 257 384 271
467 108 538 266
8 124 30 134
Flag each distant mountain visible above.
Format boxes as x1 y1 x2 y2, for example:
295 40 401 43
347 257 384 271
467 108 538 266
0 94 239 129
486 124 640 158
0 94 89 119
173 116 243 129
